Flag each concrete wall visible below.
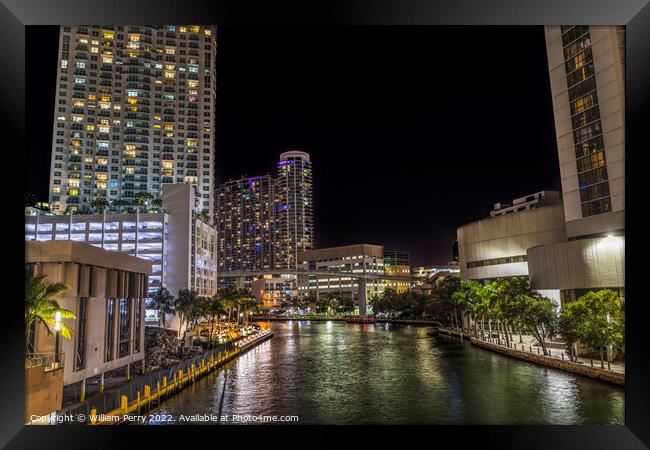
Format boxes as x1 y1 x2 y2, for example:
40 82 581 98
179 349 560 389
25 365 64 422
457 204 567 281
26 241 150 386
527 236 625 291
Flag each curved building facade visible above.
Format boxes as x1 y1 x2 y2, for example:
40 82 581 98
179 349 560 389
458 203 567 282
527 236 624 302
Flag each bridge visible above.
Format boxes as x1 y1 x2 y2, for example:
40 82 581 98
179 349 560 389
218 269 416 317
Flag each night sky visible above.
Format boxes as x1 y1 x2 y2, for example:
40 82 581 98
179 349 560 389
26 26 561 266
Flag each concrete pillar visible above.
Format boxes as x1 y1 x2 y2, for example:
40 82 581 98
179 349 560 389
358 278 367 317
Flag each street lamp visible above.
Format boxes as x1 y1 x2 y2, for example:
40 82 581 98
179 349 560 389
54 311 61 364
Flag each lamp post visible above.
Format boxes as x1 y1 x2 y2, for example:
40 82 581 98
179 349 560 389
54 311 61 364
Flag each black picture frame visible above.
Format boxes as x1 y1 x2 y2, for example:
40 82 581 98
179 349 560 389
3 0 648 447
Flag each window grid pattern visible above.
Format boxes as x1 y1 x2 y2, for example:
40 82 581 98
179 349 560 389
561 25 612 218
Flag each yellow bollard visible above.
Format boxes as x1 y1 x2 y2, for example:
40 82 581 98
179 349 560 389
121 395 128 414
137 391 141 414
80 379 86 402
90 408 97 424
144 385 151 408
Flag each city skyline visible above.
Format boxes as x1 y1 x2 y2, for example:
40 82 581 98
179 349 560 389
26 25 562 266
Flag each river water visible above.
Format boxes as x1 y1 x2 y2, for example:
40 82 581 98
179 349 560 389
145 321 624 425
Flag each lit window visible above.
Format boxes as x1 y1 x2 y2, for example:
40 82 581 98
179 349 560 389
205 29 212 36
88 94 96 101
165 48 176 55
91 47 98 54
61 59 68 69
162 160 173 168
103 31 114 39
96 157 108 165
189 26 199 33
75 61 86 69
179 26 187 33
129 34 140 42
74 78 86 84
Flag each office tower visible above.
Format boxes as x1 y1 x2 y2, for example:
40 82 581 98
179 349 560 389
383 250 411 293
528 26 625 303
216 175 275 271
274 151 314 269
49 25 216 215
544 26 625 237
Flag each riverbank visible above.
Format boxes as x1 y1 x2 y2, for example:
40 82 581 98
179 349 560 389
254 316 441 325
437 327 624 386
87 330 273 425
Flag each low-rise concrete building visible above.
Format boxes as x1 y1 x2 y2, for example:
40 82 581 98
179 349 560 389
297 244 386 313
25 241 151 420
457 198 567 284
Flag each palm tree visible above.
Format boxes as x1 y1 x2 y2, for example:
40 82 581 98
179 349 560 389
175 288 198 337
134 192 154 208
152 288 175 328
234 288 255 324
205 293 226 347
90 197 109 213
25 276 76 353
239 297 259 325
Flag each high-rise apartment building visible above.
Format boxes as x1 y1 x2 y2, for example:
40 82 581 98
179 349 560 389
274 151 314 269
216 175 275 271
49 25 216 215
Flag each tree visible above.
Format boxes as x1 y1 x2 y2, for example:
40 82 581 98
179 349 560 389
152 288 175 328
516 293 558 356
559 290 624 363
25 192 38 208
134 192 154 208
90 197 109 213
497 277 533 345
175 288 198 336
25 276 76 353
452 280 482 334
205 294 226 347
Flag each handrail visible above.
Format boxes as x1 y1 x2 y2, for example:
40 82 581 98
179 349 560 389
25 352 65 371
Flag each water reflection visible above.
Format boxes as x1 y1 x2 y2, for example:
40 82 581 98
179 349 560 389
147 321 624 425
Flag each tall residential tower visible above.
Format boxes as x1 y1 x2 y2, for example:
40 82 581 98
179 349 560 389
49 25 217 215
274 151 314 269
216 175 275 271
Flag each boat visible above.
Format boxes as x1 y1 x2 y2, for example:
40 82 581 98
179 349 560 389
343 315 376 324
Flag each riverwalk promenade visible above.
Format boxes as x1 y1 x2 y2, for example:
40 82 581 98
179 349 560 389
437 327 624 386
38 330 274 425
